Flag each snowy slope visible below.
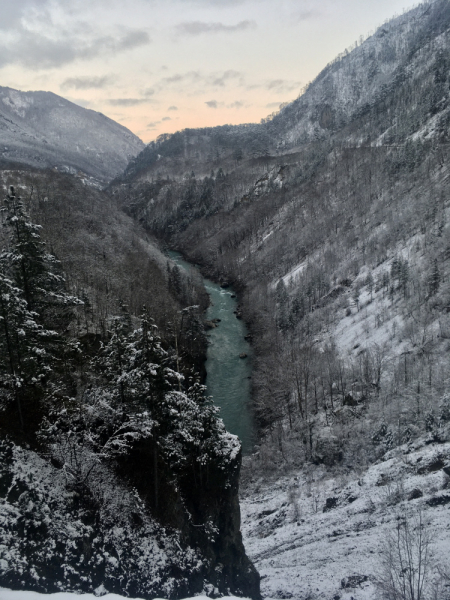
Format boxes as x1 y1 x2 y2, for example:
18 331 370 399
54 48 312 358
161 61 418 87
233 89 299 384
268 0 449 149
0 592 247 600
0 86 144 185
0 439 208 599
241 435 450 600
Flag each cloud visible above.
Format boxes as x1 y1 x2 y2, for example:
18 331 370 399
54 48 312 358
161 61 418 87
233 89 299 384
160 71 241 87
176 20 256 36
245 78 301 94
0 31 77 69
228 100 244 109
0 26 151 70
266 79 302 93
293 9 319 22
108 98 154 106
266 79 288 90
151 70 244 98
168 106 178 111
116 29 150 50
146 118 174 131
0 0 30 28
206 100 224 108
210 70 241 87
161 73 190 84
61 75 113 91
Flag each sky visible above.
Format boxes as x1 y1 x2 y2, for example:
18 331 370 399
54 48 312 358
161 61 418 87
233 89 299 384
0 0 422 143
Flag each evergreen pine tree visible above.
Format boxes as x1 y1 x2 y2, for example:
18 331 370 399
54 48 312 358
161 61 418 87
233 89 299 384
0 270 56 428
0 186 82 428
114 307 178 412
428 258 440 296
1 186 80 333
96 303 133 405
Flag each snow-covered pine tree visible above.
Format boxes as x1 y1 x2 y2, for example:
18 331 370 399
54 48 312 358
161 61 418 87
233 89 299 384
0 186 82 430
114 305 177 411
1 186 81 333
96 303 133 404
0 270 56 429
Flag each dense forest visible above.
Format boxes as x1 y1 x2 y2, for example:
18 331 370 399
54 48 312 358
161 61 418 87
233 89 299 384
0 174 260 599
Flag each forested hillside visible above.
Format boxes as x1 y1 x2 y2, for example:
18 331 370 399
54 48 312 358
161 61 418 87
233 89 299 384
0 171 260 599
114 0 450 472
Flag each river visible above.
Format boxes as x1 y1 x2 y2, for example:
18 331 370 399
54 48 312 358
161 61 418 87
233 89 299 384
168 252 255 454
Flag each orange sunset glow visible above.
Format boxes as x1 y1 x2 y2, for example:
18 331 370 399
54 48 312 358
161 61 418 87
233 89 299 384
0 0 420 143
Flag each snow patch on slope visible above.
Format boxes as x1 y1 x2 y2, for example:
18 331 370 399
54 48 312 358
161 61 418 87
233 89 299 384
0 592 247 600
241 437 450 600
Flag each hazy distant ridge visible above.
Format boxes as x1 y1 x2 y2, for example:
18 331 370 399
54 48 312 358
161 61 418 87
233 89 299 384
0 86 144 184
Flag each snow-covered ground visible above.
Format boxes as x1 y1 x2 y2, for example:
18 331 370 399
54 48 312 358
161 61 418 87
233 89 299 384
241 438 450 600
0 593 146 600
2 439 449 600
0 592 246 600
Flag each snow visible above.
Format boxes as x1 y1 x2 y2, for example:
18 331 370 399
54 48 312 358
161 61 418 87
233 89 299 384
1 91 34 119
0 439 211 598
301 228 444 365
0 85 144 185
281 260 307 286
0 592 247 600
332 287 404 357
240 436 450 600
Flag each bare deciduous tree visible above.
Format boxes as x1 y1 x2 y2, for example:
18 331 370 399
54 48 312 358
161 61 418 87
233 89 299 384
376 510 433 600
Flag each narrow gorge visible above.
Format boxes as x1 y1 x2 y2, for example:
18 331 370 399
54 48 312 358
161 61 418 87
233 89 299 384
169 252 255 454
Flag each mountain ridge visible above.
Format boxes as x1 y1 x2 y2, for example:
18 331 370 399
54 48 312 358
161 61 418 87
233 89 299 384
0 86 144 185
118 0 450 188
113 0 450 486
1 0 450 598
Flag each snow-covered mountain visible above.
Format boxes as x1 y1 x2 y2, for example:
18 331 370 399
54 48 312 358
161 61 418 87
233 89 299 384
0 86 144 185
118 0 450 184
2 0 450 598
113 1 450 595
266 0 450 148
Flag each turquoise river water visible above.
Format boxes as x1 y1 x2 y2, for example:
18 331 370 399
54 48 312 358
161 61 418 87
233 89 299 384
168 252 255 454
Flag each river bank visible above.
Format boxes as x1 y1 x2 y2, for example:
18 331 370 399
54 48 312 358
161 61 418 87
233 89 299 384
168 251 255 454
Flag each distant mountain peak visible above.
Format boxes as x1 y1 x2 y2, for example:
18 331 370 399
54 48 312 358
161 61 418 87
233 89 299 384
0 86 144 185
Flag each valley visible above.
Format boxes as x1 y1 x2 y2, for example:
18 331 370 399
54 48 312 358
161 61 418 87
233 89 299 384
169 251 255 454
1 0 450 599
